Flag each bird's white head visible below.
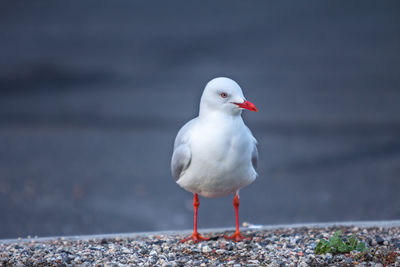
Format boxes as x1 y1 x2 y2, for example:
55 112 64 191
199 77 258 117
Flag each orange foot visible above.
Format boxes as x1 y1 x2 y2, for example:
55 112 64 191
224 231 252 242
181 232 210 243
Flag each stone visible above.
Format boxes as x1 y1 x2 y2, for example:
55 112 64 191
149 250 158 257
202 246 212 253
375 235 384 245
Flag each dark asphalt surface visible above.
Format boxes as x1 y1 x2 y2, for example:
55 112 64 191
1 1 400 239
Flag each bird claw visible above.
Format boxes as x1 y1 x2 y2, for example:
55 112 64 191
181 232 210 243
224 232 252 242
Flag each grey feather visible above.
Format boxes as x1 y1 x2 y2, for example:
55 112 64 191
251 145 258 170
171 119 195 181
173 119 195 149
171 145 191 181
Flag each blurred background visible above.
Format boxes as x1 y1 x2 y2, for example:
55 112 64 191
1 1 400 239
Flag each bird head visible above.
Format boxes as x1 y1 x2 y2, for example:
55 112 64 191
199 77 258 116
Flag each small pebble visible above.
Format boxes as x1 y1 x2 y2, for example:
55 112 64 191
215 249 226 254
375 235 384 245
202 245 212 253
149 250 157 256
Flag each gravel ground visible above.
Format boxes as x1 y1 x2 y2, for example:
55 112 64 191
1 225 399 266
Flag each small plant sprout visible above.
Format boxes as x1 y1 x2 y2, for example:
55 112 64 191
315 230 367 254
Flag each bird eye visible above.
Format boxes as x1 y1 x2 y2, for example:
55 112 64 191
220 92 228 98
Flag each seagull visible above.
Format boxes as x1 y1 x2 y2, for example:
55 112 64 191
171 77 258 243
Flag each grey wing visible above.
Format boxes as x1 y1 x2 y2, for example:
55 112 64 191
243 124 258 170
251 145 258 170
171 119 195 181
171 144 191 181
173 118 196 149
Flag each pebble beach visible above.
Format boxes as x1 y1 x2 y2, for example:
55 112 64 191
1 224 400 266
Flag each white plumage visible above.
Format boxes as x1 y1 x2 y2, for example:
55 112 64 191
171 77 258 198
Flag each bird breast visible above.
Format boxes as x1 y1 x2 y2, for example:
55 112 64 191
176 115 257 197
189 118 254 179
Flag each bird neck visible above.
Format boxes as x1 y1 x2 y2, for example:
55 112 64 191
198 109 243 124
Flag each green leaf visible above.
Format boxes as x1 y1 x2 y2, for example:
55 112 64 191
356 241 366 252
347 235 357 249
338 241 347 252
316 239 328 254
315 242 323 254
335 230 342 236
329 231 344 252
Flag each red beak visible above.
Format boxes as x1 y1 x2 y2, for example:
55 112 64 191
234 100 258 112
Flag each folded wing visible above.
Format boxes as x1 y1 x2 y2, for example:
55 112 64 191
171 120 195 181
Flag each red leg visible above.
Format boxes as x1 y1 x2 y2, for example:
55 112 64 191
181 193 209 243
224 192 252 242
